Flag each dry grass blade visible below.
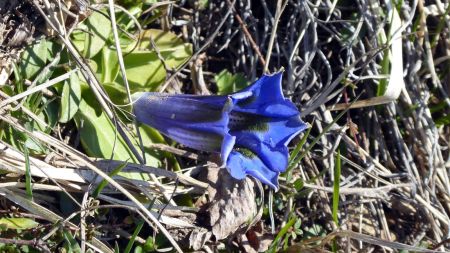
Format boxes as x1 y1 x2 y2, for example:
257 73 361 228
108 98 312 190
0 187 114 253
329 0 406 110
0 114 183 252
323 230 446 253
0 70 76 108
0 141 86 183
30 0 177 205
2 0 450 251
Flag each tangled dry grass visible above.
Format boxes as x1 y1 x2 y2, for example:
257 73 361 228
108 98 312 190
0 0 449 252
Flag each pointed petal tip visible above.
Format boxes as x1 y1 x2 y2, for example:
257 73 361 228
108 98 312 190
247 169 280 190
226 151 280 190
282 115 308 145
262 67 285 77
261 71 283 83
220 134 236 166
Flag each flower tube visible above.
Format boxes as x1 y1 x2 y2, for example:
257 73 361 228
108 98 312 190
133 72 306 190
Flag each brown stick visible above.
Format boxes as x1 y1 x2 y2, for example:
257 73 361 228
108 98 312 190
226 0 266 68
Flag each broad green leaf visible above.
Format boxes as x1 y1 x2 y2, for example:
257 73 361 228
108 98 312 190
46 39 61 59
25 135 46 154
31 40 60 84
0 217 38 230
103 82 128 105
136 29 193 69
18 39 48 79
74 87 137 161
160 43 193 68
72 11 112 59
88 59 99 73
122 51 166 91
74 86 161 170
100 47 120 83
215 69 248 95
137 125 165 167
59 73 81 123
118 29 192 91
116 125 164 179
132 29 186 50
43 100 59 129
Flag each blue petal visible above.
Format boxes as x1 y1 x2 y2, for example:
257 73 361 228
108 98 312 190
226 150 279 190
134 92 228 124
133 72 308 191
229 113 307 146
230 115 306 172
236 136 289 172
163 126 223 151
220 134 236 166
231 73 299 118
133 92 230 152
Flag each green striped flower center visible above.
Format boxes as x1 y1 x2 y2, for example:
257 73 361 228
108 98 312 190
228 111 269 133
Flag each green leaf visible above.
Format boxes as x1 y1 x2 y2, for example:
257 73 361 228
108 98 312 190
215 69 248 95
59 73 81 123
74 86 161 172
25 137 46 154
119 29 192 91
102 82 128 105
293 178 304 191
267 216 297 253
332 149 341 226
18 39 48 79
100 47 120 83
435 114 450 127
136 125 165 165
142 236 156 252
63 230 82 253
134 246 143 253
43 99 59 129
122 51 166 91
159 43 193 69
92 162 128 198
74 87 138 161
32 40 60 84
124 220 144 253
304 224 326 238
0 217 38 230
117 125 165 180
72 11 112 59
23 145 33 199
133 29 188 51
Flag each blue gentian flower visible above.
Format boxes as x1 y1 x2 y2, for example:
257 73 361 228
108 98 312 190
133 72 307 190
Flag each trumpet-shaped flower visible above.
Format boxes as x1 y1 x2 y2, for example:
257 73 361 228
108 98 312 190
133 72 306 190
